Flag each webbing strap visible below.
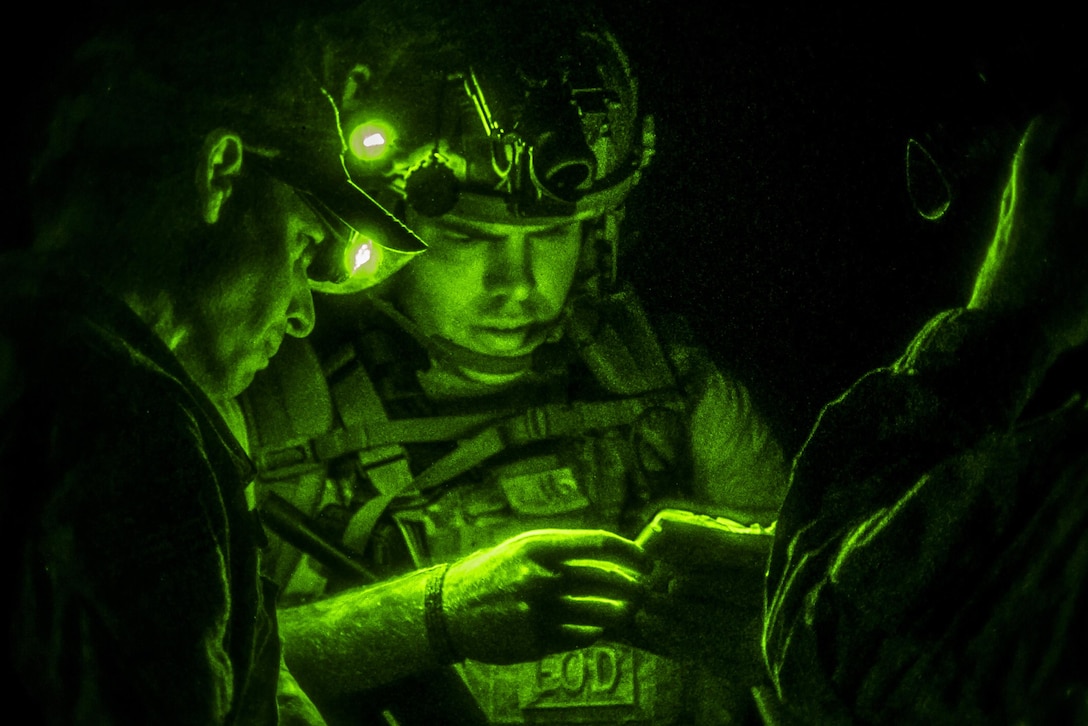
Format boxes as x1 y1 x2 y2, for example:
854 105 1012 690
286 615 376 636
244 337 335 482
568 284 679 396
311 411 509 461
256 332 686 556
341 490 401 559
327 349 418 554
409 393 682 493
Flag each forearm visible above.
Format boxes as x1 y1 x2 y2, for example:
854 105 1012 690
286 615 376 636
278 565 454 698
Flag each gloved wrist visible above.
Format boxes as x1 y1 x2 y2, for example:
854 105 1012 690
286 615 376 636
424 562 459 665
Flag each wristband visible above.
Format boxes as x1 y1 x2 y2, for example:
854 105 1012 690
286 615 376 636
424 562 458 664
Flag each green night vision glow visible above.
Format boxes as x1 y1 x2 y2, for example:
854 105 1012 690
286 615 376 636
349 121 395 161
564 558 641 584
906 138 952 221
970 132 1023 306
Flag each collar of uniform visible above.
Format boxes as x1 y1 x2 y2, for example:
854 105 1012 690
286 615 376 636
1 250 256 486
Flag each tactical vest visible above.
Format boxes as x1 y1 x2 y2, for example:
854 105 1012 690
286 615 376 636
242 287 730 725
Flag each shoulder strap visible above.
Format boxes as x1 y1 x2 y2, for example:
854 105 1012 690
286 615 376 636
242 336 335 479
317 341 421 558
567 283 680 396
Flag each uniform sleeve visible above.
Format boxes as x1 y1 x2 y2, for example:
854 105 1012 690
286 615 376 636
33 390 239 724
276 654 329 726
761 308 1059 722
672 342 790 524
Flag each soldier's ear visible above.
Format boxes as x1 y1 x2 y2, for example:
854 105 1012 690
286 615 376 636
197 129 245 224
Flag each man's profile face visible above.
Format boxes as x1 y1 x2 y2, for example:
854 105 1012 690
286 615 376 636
180 176 324 402
394 208 582 359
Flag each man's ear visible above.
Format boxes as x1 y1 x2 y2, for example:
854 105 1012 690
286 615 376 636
198 130 245 224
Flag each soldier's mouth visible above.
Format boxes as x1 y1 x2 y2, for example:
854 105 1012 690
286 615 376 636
477 325 530 334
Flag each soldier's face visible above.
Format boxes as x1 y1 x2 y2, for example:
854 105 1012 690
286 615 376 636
178 176 323 402
394 210 582 358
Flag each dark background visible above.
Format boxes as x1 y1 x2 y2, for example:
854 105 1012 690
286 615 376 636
10 1 1084 457
599 1 1083 454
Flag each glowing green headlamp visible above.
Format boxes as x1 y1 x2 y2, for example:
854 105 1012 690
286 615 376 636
349 120 395 162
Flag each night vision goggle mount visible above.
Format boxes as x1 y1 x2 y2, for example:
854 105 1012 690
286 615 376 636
338 27 654 223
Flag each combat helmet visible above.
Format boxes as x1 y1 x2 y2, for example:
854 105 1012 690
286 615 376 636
307 0 655 294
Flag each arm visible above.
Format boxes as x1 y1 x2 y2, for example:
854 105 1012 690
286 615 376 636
26 393 246 724
277 529 648 699
620 340 790 681
683 348 790 524
762 308 1061 721
277 565 443 700
763 112 1088 722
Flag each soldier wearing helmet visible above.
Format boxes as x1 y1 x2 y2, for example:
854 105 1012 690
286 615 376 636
240 1 790 723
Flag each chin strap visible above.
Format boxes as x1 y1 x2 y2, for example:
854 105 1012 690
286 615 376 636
426 334 534 376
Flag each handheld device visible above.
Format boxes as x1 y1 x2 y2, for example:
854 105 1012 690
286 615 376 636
635 508 775 571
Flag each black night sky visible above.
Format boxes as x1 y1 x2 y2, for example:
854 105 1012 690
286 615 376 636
600 2 1083 454
11 1 1084 457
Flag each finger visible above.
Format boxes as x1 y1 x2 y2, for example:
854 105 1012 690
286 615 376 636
548 624 605 653
523 594 628 656
524 529 650 573
557 558 646 591
551 594 636 629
